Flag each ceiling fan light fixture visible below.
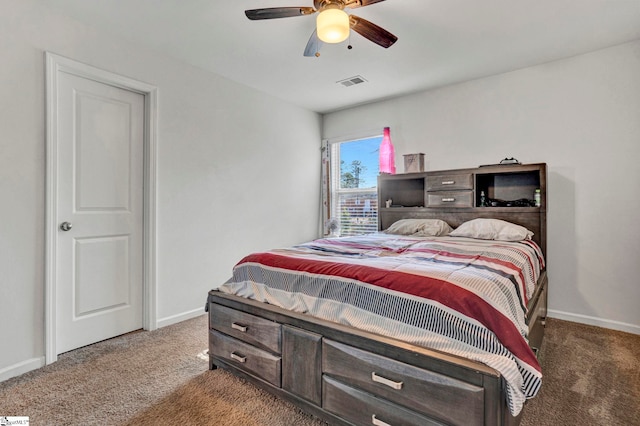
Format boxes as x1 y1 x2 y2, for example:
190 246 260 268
316 8 349 43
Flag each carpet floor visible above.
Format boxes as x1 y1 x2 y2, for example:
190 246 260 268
0 315 638 425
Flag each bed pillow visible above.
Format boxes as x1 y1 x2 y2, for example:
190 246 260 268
385 219 453 237
449 218 533 241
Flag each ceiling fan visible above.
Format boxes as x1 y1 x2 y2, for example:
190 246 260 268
245 0 398 57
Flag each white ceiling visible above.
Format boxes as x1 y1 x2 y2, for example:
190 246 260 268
43 0 640 113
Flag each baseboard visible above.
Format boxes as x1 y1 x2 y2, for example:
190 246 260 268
0 356 45 383
156 307 206 329
548 309 640 335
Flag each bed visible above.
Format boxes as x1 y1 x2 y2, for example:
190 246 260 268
207 163 548 426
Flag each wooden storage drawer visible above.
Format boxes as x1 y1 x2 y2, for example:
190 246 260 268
426 191 473 208
210 330 281 387
323 339 484 426
323 376 443 426
210 303 281 353
527 270 548 354
426 173 473 191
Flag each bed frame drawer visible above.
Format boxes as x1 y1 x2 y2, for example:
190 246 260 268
426 190 473 208
323 376 442 426
210 303 281 353
210 330 281 387
426 173 473 191
527 270 548 355
322 339 484 426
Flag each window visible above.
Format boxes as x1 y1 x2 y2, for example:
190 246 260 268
328 135 382 236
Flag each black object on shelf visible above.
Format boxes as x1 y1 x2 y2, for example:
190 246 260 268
479 157 522 167
499 157 521 165
487 198 536 207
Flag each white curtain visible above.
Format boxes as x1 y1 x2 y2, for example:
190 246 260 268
319 139 331 236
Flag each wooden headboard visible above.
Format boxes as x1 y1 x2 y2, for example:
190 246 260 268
377 163 547 258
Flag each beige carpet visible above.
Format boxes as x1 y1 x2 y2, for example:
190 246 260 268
520 318 640 426
0 315 638 425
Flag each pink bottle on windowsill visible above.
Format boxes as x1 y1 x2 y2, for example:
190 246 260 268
379 127 396 174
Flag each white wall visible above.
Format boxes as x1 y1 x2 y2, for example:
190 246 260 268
0 0 321 380
324 40 640 335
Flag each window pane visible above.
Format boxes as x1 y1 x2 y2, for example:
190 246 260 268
337 190 378 236
329 135 381 237
338 137 380 190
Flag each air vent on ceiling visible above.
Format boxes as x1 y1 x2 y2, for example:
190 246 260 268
337 75 368 87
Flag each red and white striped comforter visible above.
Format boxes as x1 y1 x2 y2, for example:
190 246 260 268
218 233 545 416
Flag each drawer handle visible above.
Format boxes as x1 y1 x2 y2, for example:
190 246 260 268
371 372 403 390
372 414 392 426
231 322 247 332
441 180 455 185
230 352 246 363
441 197 456 202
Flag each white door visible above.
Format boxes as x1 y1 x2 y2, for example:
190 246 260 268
55 70 144 353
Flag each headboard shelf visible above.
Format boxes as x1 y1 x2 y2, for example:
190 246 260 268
378 163 547 256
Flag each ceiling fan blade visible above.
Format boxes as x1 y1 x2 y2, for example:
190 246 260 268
346 0 387 9
245 7 316 20
349 15 398 48
304 30 324 57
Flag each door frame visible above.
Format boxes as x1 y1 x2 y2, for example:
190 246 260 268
44 52 158 364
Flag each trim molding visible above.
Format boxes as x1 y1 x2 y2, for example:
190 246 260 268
548 309 640 335
325 128 383 145
0 357 45 383
156 308 206 329
44 52 159 364
0 307 204 382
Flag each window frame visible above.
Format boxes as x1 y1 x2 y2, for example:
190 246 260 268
324 131 382 237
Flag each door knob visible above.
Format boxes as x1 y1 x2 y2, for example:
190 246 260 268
59 222 73 231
